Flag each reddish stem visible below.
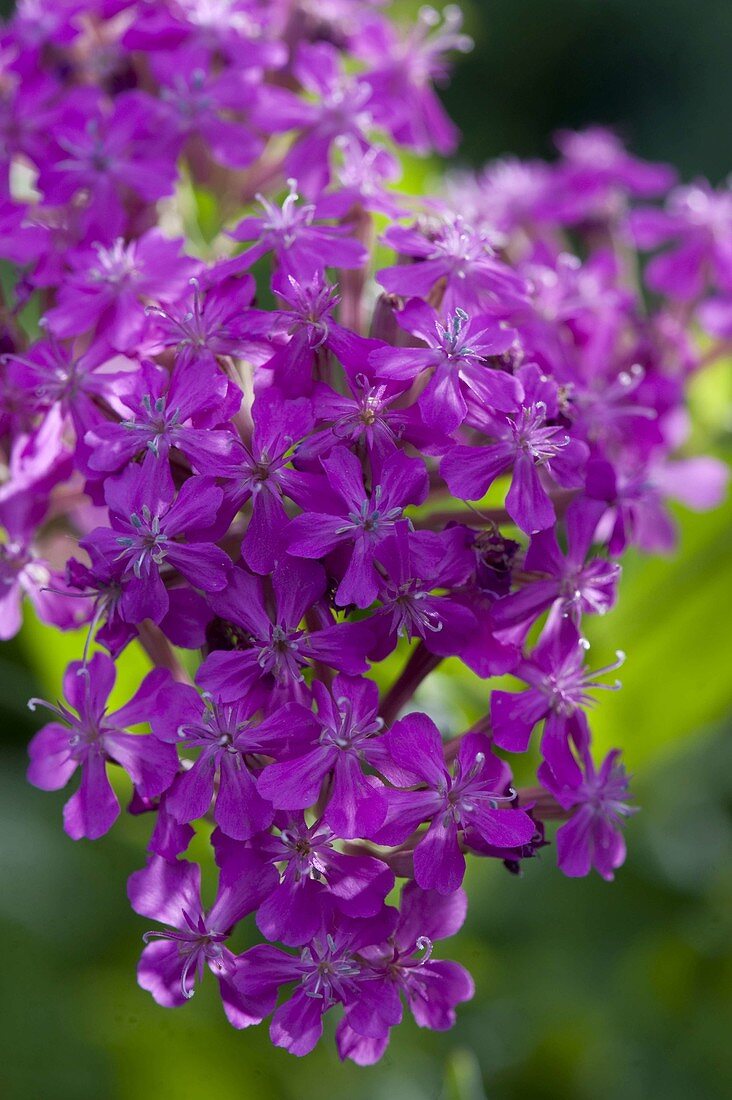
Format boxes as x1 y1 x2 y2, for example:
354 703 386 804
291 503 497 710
137 622 193 685
516 786 572 820
442 715 492 764
380 642 442 726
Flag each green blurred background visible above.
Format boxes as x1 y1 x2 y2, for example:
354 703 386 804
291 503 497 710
2 1 732 1097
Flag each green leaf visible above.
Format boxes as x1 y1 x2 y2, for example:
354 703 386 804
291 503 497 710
441 1048 487 1100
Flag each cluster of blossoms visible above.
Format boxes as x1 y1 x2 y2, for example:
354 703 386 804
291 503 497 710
3 0 728 1065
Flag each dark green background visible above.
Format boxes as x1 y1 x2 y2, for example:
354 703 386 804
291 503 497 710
1 2 732 1098
445 0 732 182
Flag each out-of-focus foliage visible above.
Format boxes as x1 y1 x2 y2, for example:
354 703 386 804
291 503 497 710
446 0 732 183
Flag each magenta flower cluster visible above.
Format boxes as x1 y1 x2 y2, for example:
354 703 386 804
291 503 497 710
2 0 727 1065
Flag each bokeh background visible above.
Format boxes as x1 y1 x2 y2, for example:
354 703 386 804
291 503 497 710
2 1 732 1097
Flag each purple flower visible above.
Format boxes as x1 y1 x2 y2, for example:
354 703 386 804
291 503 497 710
316 136 403 220
82 460 230 624
214 820 394 947
491 498 620 643
153 45 264 169
27 653 177 839
336 882 474 1064
249 274 380 396
369 523 478 660
359 5 473 156
445 585 523 679
0 73 61 194
197 559 372 706
234 909 398 1057
297 373 430 466
0 199 48 267
6 335 134 441
586 455 728 556
85 359 239 476
444 158 554 240
43 231 198 350
539 749 635 880
378 215 526 315
151 683 308 839
64 553 137 658
469 526 521 598
0 539 81 640
128 790 195 862
631 181 732 301
374 717 535 894
251 42 374 198
548 127 675 224
227 180 368 289
697 294 732 338
145 272 259 371
128 852 275 1025
38 90 180 238
5 1 85 54
122 0 286 69
286 446 428 608
369 298 521 431
442 364 589 534
258 674 387 838
491 620 624 780
0 408 74 539
221 390 314 574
